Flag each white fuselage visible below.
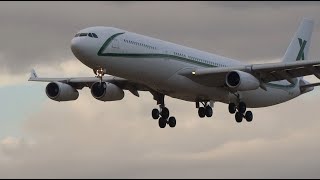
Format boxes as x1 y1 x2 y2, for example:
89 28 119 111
70 27 304 108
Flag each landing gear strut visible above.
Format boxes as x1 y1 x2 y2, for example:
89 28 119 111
95 68 107 83
151 93 176 128
229 101 253 123
197 101 213 118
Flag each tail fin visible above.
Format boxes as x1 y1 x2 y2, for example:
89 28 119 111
282 18 314 62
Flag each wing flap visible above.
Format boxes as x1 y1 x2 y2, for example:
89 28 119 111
254 60 320 82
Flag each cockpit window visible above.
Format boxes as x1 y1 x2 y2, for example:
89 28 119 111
79 33 88 37
74 32 98 38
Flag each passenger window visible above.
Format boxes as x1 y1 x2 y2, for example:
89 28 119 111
92 33 98 38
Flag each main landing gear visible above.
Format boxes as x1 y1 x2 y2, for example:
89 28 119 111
151 93 176 128
196 101 213 118
228 102 253 123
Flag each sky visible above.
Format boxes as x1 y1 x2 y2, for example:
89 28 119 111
1 1 320 178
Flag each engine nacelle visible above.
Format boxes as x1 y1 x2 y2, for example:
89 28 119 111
226 70 260 91
45 82 79 101
91 82 124 101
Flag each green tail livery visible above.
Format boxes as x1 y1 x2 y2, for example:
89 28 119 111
297 38 306 61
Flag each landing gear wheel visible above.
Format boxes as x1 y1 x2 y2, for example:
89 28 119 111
229 103 237 114
235 112 243 123
158 117 167 128
152 109 160 120
238 102 246 114
161 107 169 119
168 117 176 128
205 106 213 117
198 107 206 118
245 111 253 122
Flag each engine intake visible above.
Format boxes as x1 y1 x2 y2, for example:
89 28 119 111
91 82 124 101
226 70 260 91
45 82 79 101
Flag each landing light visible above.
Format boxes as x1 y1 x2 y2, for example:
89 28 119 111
192 71 196 75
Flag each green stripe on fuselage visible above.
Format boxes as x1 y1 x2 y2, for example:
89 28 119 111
97 32 215 67
97 32 297 89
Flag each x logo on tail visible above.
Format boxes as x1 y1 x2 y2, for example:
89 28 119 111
297 38 307 61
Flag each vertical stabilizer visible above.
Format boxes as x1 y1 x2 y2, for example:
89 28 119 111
282 18 314 62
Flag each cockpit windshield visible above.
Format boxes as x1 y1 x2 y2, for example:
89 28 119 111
74 32 98 38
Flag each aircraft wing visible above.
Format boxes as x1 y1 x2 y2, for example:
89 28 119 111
28 69 149 97
179 60 320 88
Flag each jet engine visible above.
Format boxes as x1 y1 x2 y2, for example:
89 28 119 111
45 82 79 101
91 82 124 101
226 70 260 91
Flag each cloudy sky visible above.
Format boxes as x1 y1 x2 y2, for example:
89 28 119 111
1 1 320 178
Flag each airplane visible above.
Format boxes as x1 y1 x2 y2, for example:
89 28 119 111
29 18 320 128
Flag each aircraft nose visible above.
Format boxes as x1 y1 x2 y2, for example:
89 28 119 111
70 36 91 61
70 37 82 56
70 34 98 68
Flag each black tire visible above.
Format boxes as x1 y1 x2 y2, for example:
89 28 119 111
245 111 253 122
158 117 167 128
228 103 237 114
235 112 243 123
198 107 206 118
205 106 213 117
152 108 160 119
161 107 170 119
168 117 176 128
238 102 246 113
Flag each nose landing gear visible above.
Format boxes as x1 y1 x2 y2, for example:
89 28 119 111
94 68 107 83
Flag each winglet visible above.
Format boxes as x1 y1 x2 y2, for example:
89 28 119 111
29 69 38 80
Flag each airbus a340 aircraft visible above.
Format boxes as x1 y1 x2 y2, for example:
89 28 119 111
29 18 320 128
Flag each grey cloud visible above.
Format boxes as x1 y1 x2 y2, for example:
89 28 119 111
1 2 320 74
0 89 319 178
